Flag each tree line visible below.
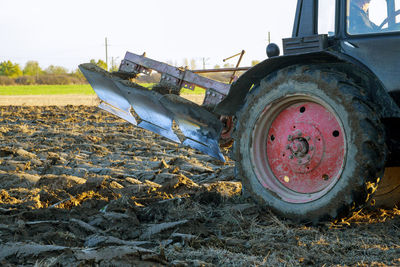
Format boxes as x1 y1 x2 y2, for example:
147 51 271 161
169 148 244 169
0 58 262 86
0 59 108 86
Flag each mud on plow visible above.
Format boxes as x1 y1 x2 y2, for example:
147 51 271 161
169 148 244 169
79 51 237 162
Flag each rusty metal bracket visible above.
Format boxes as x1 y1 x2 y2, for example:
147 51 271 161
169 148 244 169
223 50 246 84
119 59 152 77
119 52 231 107
203 89 226 108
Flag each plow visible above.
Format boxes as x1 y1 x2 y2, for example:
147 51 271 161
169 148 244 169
79 52 235 161
80 0 400 223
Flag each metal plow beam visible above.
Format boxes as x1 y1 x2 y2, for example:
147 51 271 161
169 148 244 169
79 63 225 161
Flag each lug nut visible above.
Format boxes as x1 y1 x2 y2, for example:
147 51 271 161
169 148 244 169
289 155 293 159
288 135 293 141
298 159 302 164
297 131 302 136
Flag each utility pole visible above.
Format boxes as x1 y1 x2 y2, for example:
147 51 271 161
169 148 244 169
105 37 109 71
268 31 271 44
202 57 209 69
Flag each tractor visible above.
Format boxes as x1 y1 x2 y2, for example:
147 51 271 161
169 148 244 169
79 0 400 223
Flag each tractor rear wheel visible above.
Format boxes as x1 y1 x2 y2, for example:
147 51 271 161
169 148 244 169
234 65 386 223
372 167 400 208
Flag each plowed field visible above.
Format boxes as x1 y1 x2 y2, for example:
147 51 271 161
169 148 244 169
1 105 400 266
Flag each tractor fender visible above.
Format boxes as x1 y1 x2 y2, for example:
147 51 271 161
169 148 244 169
214 50 400 119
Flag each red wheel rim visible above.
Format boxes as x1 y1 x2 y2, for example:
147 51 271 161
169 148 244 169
251 96 346 203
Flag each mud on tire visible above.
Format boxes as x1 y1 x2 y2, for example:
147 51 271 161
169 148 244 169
234 65 386 223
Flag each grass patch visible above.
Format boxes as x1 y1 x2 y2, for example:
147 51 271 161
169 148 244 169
0 84 95 95
0 84 205 95
181 86 205 95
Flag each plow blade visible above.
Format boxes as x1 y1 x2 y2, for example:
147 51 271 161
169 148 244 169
79 63 137 125
160 94 224 161
115 80 180 143
79 63 225 161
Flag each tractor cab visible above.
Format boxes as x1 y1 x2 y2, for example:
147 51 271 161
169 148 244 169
294 0 400 37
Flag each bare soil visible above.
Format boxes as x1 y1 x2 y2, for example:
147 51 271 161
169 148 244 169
0 94 205 106
1 105 400 266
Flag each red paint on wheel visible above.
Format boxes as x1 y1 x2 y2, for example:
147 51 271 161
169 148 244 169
266 102 345 194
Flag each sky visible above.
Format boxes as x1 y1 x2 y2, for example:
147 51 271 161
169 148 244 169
0 0 297 72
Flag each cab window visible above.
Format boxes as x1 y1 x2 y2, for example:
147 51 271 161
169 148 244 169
347 0 400 35
319 0 336 36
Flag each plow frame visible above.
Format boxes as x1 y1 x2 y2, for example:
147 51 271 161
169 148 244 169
117 52 250 108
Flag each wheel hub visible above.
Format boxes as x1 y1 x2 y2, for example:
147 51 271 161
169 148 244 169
288 136 309 157
265 102 345 195
283 122 324 174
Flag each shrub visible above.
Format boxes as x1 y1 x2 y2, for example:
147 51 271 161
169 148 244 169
0 76 16 85
15 75 37 85
68 76 87 84
36 74 71 85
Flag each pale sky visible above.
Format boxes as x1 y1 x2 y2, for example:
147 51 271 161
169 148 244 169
0 0 297 71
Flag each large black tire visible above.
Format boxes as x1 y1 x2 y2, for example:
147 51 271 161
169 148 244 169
372 167 400 208
234 65 386 223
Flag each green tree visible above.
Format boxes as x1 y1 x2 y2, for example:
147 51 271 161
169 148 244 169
0 61 22 77
90 59 107 70
45 65 68 75
23 61 42 76
71 68 84 79
251 60 261 66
